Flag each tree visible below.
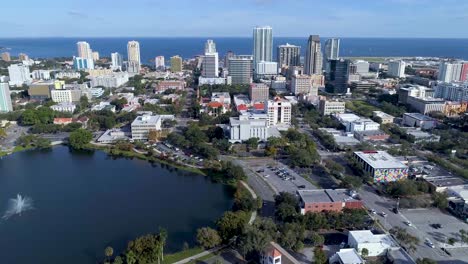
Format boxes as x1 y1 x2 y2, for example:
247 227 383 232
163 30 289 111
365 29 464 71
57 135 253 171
216 211 248 242
196 227 221 249
307 232 325 247
244 137 259 152
361 248 369 258
314 247 327 264
390 227 420 252
416 258 437 264
433 192 448 209
148 129 160 142
279 222 305 251
0 128 6 139
104 246 114 262
460 229 468 244
69 129 92 150
113 256 123 264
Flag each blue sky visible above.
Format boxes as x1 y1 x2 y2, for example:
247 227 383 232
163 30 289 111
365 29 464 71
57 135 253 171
2 0 468 38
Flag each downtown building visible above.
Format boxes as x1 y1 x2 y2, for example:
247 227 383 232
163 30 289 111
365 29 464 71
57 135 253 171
76 41 93 60
277 43 300 68
438 61 466 83
1 52 11 61
353 151 408 183
89 72 129 88
155 56 165 70
291 74 323 96
304 35 323 75
434 82 468 102
73 57 94 70
324 38 340 72
170 55 183 72
0 83 13 112
127 41 141 73
202 40 219 78
228 55 253 85
111 52 123 70
249 83 269 102
326 59 349 94
7 64 32 86
252 26 273 72
388 60 406 78
265 97 292 126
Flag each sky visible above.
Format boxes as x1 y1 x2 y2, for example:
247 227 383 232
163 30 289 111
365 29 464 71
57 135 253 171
2 0 468 38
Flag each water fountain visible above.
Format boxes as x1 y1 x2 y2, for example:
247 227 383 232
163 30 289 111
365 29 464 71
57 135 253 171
2 194 34 219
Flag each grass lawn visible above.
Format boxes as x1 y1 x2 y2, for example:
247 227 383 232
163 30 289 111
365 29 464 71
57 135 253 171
162 247 205 264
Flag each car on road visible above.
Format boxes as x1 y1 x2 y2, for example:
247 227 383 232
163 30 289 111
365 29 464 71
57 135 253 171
298 185 306 189
404 221 412 227
369 209 377 215
425 239 435 248
264 175 270 178
392 207 399 214
380 212 387 217
431 223 442 229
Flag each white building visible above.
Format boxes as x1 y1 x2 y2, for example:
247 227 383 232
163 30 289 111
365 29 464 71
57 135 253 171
388 60 406 78
265 98 292 127
319 99 346 115
348 230 397 257
0 83 13 112
90 72 129 88
202 53 219 78
31 70 51 80
92 51 99 61
155 56 165 70
55 71 81 79
198 77 226 85
329 248 364 264
229 112 269 143
402 113 438 130
353 151 408 183
7 64 32 86
131 114 174 140
253 26 273 71
127 40 141 70
89 87 105 98
50 102 76 113
111 52 123 70
438 62 463 83
291 75 312 95
73 57 94 70
434 82 468 102
349 118 380 133
51 89 73 103
255 61 278 78
76 41 93 60
353 60 370 74
211 92 231 106
406 96 445 115
92 102 116 112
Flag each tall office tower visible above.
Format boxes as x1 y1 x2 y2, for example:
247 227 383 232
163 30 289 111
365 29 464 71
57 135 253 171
1 52 11 61
438 61 463 82
155 56 165 70
18 53 29 61
202 39 219 78
277 43 300 67
170 55 183 72
205 39 217 53
324 38 340 60
304 35 323 75
326 59 349 94
0 83 13 112
76 41 93 59
224 51 234 68
249 83 269 102
73 57 94 70
228 55 253 85
92 51 100 61
127 40 141 71
7 64 32 86
388 60 406 78
461 63 468 82
253 26 273 71
111 52 123 70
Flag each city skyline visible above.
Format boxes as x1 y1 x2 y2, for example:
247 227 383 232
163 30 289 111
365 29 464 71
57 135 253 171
2 0 468 38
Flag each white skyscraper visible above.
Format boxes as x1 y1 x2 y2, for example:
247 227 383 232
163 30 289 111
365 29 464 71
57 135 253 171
155 56 165 70
324 38 340 60
127 41 141 71
111 52 123 70
205 40 216 54
0 83 13 112
438 62 463 83
76 41 93 60
202 39 219 78
388 60 406 78
7 64 32 86
253 26 273 71
304 35 323 75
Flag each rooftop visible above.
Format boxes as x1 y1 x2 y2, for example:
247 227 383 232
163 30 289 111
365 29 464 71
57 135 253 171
425 176 467 188
349 230 396 247
354 151 408 169
298 189 358 204
403 113 436 121
131 115 161 126
335 249 364 264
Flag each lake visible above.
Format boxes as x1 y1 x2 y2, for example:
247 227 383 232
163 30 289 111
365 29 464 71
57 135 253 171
0 146 233 264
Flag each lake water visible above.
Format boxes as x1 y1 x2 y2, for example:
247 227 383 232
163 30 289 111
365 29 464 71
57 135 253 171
0 146 233 264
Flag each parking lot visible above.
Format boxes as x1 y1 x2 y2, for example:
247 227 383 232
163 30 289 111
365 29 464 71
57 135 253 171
242 158 317 194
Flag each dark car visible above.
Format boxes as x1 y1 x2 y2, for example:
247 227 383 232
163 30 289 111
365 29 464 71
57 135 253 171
298 185 306 189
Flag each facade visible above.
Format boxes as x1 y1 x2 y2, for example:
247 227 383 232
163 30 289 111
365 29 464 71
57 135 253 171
228 55 253 85
388 60 406 78
372 111 394 124
249 83 269 102
229 113 269 143
352 60 370 74
265 98 292 126
55 71 81 79
298 189 363 214
92 51 99 61
348 230 397 257
277 43 300 67
353 151 408 183
348 119 380 133
319 99 346 115
1 52 11 61
76 41 92 59
130 115 174 140
255 61 278 79
438 62 463 83
50 102 76 113
304 35 323 75
90 72 129 88
86 69 113 77
156 80 185 93
7 64 32 86
28 81 54 99
202 53 219 78
0 83 13 112
291 75 311 95
398 85 434 104
406 96 445 114
89 87 104 98
324 38 340 60
127 40 141 71
253 26 273 71
51 89 73 103
402 113 438 130
170 55 183 72
155 56 165 70
434 82 468 102
111 52 123 70
326 59 349 94
329 249 364 264
73 57 94 70
354 130 390 142
198 77 226 86
31 70 50 80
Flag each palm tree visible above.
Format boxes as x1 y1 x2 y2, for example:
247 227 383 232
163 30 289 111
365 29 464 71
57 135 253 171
159 228 168 262
105 246 114 262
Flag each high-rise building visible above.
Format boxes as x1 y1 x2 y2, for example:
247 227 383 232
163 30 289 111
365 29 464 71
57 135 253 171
304 35 323 75
7 64 32 86
277 43 300 67
170 55 183 72
18 53 29 61
253 26 273 71
265 98 292 126
352 60 370 74
460 63 468 82
111 52 123 70
155 56 165 70
0 83 13 112
255 61 278 79
76 41 93 60
324 38 340 60
434 82 468 102
249 83 269 102
291 74 324 96
326 59 349 94
438 61 463 82
73 57 94 70
202 40 219 78
127 40 141 71
1 52 11 61
388 60 406 78
228 56 253 85
224 51 234 68
92 51 100 61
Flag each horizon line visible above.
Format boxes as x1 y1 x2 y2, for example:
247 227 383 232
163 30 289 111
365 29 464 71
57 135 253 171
1 36 468 40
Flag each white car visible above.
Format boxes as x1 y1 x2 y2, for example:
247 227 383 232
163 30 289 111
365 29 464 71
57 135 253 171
425 239 435 248
264 175 270 178
404 221 412 227
369 209 377 215
380 212 387 217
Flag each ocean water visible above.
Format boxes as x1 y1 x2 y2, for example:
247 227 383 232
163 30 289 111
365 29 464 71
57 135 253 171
1 37 468 63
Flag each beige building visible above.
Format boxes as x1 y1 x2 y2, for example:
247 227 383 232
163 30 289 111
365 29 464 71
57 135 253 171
249 83 269 102
372 111 395 124
28 81 55 100
318 98 346 115
92 51 100 61
1 52 11 61
127 40 141 71
265 97 292 126
291 75 311 95
170 55 183 72
86 69 114 77
76 41 93 59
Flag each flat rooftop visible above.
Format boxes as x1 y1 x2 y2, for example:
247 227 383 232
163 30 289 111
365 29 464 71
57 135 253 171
349 230 396 246
335 249 364 263
424 176 467 188
354 151 408 169
131 115 161 126
404 113 436 121
298 189 358 204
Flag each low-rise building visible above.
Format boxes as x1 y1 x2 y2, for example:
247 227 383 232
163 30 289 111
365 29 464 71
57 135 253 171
354 130 389 142
229 112 269 143
446 185 468 220
89 87 105 98
424 176 467 193
28 81 55 100
406 96 445 115
319 128 360 148
92 102 116 112
353 151 408 183
402 113 438 130
131 115 162 140
260 242 300 264
198 77 226 85
89 72 129 88
156 80 185 93
397 85 434 104
319 98 346 115
348 230 398 257
50 102 76 113
97 129 131 144
297 189 363 214
372 111 394 124
401 127 440 143
349 118 380 133
443 101 468 117
31 70 51 80
265 97 292 127
329 248 365 264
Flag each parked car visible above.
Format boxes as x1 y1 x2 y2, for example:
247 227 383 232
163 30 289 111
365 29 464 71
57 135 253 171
404 221 412 227
380 212 387 217
369 209 377 215
425 239 435 248
298 185 306 189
